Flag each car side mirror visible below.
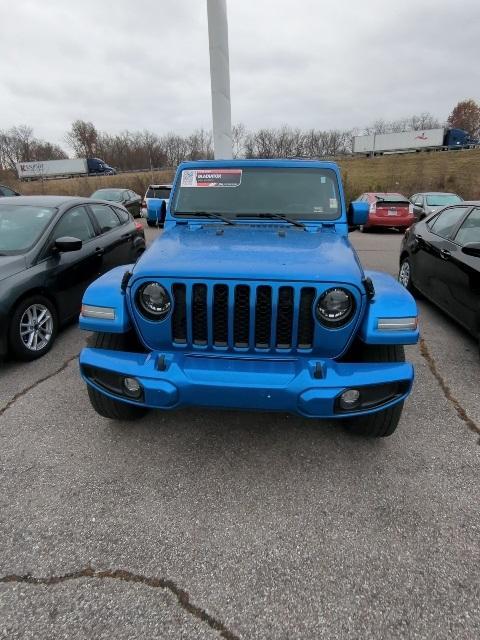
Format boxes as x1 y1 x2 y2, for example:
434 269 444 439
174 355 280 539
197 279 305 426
461 242 480 258
348 201 369 226
55 236 82 252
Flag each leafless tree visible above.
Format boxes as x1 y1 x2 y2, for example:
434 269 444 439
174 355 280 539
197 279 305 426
65 120 98 157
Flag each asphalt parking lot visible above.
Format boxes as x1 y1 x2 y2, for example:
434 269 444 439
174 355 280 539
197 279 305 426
1 224 479 639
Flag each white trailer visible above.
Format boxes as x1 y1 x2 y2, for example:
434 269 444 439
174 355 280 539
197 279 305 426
16 158 89 180
353 128 446 154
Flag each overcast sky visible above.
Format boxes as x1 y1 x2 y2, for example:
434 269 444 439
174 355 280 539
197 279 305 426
1 0 479 148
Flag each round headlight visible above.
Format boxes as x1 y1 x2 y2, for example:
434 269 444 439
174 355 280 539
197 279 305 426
316 288 355 327
137 282 171 320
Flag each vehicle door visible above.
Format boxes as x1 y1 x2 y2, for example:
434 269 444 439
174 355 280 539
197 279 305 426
41 205 101 321
443 207 480 334
413 206 470 306
88 203 134 273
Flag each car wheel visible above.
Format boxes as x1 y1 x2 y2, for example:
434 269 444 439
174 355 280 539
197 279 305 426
343 344 405 437
359 225 371 233
86 332 148 420
399 256 421 296
146 220 157 228
9 295 58 361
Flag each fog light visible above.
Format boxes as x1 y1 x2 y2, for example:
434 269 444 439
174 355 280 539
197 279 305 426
339 389 361 410
123 377 142 398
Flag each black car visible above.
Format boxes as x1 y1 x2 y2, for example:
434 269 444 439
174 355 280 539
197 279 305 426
90 188 142 218
399 202 480 348
0 184 20 197
0 196 146 361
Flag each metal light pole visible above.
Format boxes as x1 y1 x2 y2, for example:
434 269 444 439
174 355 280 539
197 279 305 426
207 0 233 159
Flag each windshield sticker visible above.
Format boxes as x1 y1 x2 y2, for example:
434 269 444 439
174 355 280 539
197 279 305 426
313 206 324 213
181 169 242 188
320 176 326 184
329 198 338 209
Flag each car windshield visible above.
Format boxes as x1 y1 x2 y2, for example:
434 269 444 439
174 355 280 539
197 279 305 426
375 194 409 204
426 194 462 206
172 167 341 220
0 204 56 254
91 189 124 202
147 187 171 199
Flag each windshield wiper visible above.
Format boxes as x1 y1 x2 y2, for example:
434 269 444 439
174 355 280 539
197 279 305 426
235 213 306 229
174 211 235 225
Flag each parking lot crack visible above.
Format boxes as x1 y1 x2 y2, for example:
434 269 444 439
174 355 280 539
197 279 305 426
420 338 480 444
0 354 78 418
0 566 240 640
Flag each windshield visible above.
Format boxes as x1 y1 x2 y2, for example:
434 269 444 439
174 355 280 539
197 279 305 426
147 187 171 199
375 194 409 204
91 189 124 202
0 204 56 254
426 194 462 206
172 167 341 220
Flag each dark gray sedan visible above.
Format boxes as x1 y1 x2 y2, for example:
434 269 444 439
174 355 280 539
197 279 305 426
0 196 145 361
90 188 142 218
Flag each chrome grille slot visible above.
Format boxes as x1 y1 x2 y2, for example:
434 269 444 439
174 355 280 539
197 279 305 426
172 284 187 343
297 287 316 349
192 284 208 345
213 284 229 346
233 285 250 347
255 286 272 348
276 286 294 348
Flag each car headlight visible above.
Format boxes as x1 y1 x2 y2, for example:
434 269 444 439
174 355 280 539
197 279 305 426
137 282 171 320
316 288 355 327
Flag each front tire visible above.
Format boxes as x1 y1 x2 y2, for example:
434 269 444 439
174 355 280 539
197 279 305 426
9 295 58 361
399 256 421 296
343 344 405 438
86 332 148 421
146 220 156 228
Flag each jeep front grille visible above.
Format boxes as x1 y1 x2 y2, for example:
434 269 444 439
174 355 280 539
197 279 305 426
171 282 316 351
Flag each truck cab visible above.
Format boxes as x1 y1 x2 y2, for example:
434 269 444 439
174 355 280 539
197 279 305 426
87 158 116 175
79 159 418 437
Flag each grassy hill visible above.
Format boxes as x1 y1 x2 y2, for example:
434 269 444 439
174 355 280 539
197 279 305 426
3 148 480 201
338 148 480 201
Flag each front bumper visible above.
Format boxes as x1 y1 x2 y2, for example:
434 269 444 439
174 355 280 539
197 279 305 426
368 215 414 228
80 348 414 418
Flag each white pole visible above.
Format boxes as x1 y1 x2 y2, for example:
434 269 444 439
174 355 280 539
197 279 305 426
207 0 233 159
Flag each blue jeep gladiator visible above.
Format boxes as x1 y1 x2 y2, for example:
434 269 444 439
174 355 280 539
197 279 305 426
79 159 418 437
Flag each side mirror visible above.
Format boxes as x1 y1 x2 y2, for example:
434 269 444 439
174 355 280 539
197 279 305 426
55 236 82 252
348 201 369 226
461 242 480 258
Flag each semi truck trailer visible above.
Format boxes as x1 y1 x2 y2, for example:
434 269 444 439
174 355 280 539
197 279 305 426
353 128 476 156
16 158 116 181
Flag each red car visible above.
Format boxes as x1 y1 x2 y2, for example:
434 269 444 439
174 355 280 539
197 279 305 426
356 192 415 232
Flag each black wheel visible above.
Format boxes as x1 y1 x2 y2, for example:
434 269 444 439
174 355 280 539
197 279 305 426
86 332 148 420
146 220 156 228
9 295 58 361
343 344 406 438
359 225 371 233
398 256 422 296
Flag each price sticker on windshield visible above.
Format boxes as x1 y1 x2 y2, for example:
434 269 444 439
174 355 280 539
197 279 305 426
181 169 242 188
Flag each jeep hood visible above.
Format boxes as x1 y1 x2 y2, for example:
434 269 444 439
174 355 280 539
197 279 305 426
134 225 364 286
